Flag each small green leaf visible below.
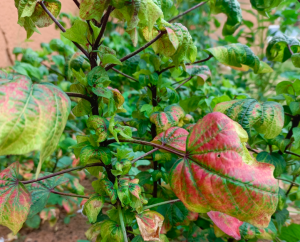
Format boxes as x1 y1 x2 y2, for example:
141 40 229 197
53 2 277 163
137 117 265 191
72 68 88 87
83 194 105 223
101 54 123 66
279 223 300 242
0 162 31 234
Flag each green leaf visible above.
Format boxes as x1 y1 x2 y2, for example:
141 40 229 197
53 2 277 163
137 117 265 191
290 101 300 116
26 173 68 218
25 214 41 229
80 145 112 165
293 127 300 149
292 53 300 68
209 0 242 36
214 99 284 139
256 151 286 178
274 208 289 233
179 96 202 113
170 112 279 228
101 54 123 66
272 135 290 153
87 116 109 142
157 201 188 226
250 0 283 17
83 194 105 223
279 223 300 242
0 162 31 234
72 68 88 87
239 220 277 240
87 66 110 87
206 43 273 74
266 34 300 62
109 115 132 142
0 75 71 178
276 81 295 95
80 0 110 22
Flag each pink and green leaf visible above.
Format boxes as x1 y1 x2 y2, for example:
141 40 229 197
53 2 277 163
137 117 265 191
170 112 278 228
86 116 109 142
207 211 243 240
185 65 211 85
0 162 31 234
0 75 71 178
239 220 277 240
152 127 188 152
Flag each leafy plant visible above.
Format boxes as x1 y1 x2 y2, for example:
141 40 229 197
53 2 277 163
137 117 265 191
1 0 300 241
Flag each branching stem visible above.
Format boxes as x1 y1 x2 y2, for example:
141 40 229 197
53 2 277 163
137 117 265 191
65 92 94 103
111 68 138 82
39 1 89 58
175 76 193 90
131 148 159 164
50 189 89 199
168 1 207 22
143 199 181 210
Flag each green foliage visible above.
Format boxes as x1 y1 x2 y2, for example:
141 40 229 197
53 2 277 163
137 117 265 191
2 0 300 241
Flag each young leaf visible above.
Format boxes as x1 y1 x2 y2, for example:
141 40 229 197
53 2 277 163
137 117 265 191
0 162 31 234
80 0 109 22
170 112 278 228
266 35 300 63
152 127 189 152
291 53 300 68
207 211 243 240
209 0 242 36
0 75 71 178
240 220 277 240
101 54 123 66
83 194 105 223
205 43 273 74
26 173 68 218
136 210 164 241
214 98 284 139
256 151 286 177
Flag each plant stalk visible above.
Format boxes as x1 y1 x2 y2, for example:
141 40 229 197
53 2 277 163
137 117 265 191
131 148 159 164
111 68 138 82
50 189 89 199
143 199 181 210
168 1 207 22
65 92 94 103
118 203 129 242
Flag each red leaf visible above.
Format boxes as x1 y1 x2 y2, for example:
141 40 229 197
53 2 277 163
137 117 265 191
152 127 189 152
170 112 278 228
0 162 31 234
207 211 243 240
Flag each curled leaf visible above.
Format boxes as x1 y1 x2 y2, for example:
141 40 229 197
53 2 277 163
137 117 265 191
185 65 211 85
266 34 300 63
206 43 273 74
209 0 242 36
170 112 278 228
0 162 31 234
136 210 164 241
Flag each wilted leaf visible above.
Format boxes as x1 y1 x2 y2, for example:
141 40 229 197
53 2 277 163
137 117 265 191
152 127 188 152
0 163 31 234
214 98 284 139
209 0 242 36
208 211 243 240
206 44 273 74
0 75 71 178
136 210 164 241
170 112 278 228
83 194 105 223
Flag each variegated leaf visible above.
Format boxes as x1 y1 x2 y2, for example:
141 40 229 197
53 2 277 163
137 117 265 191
152 127 188 152
0 75 71 178
83 194 105 223
170 112 278 228
0 162 31 234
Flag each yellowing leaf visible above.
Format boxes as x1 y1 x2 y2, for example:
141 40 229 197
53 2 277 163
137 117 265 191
0 163 31 234
136 210 164 241
80 0 110 22
0 75 71 178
